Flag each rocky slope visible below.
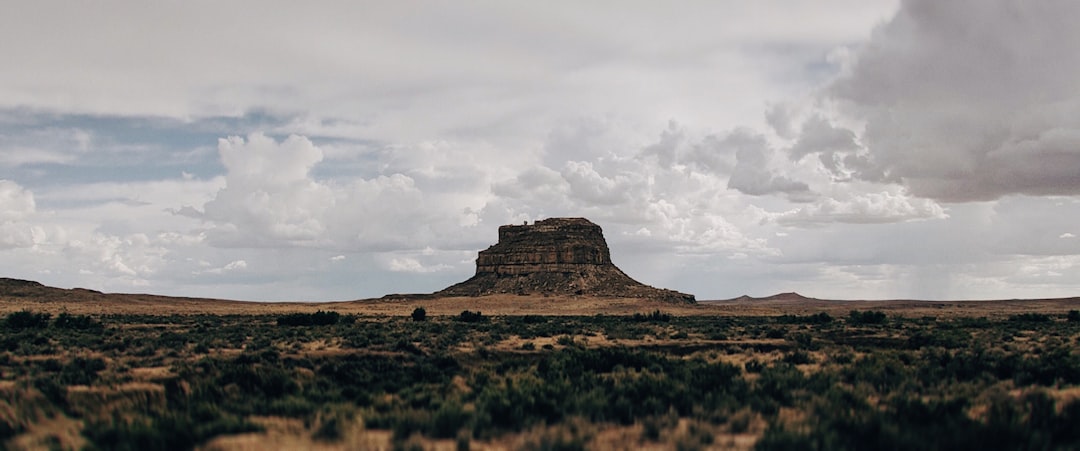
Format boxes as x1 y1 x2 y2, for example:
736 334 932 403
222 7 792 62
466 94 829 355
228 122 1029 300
437 218 695 303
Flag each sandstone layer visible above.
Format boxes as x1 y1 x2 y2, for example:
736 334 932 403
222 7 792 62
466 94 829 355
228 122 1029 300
437 218 695 303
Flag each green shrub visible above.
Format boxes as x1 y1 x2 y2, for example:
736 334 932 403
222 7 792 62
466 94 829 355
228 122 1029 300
53 312 103 330
765 328 785 339
431 401 469 439
848 310 887 325
631 310 671 322
411 307 427 322
1009 313 1051 323
59 356 107 385
277 311 341 327
776 312 833 325
5 310 51 330
457 310 486 323
745 360 765 373
84 411 260 451
782 350 814 365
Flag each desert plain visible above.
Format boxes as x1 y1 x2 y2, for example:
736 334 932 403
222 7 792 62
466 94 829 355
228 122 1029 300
1 278 1079 450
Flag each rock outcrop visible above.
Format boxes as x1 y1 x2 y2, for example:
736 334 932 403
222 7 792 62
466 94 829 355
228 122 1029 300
437 218 695 303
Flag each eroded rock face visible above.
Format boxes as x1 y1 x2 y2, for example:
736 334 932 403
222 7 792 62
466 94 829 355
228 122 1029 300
476 218 611 275
437 218 695 303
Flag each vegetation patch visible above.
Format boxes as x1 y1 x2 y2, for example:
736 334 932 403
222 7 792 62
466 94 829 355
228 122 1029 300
0 310 1076 449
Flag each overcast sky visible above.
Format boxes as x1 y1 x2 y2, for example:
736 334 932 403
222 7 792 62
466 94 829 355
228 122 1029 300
2 0 1079 301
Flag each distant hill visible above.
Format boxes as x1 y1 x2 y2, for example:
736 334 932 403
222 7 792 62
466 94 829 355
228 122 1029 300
720 292 819 303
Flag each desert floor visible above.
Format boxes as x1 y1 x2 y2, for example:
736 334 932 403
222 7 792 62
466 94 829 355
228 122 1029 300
3 280 1079 319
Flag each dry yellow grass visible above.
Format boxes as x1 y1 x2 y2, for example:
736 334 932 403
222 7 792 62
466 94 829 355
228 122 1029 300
2 286 1079 318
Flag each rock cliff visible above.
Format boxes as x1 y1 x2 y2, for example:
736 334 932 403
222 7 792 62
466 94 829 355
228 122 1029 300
437 218 695 303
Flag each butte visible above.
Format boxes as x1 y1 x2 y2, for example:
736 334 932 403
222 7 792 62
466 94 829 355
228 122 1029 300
436 217 695 303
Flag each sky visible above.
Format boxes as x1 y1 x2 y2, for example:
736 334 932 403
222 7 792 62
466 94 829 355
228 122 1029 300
2 0 1080 301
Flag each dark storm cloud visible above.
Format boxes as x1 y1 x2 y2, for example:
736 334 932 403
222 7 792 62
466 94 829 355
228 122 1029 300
801 0 1080 201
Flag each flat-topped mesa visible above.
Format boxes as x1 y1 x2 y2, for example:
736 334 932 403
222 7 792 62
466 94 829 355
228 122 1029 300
477 218 611 276
437 217 695 303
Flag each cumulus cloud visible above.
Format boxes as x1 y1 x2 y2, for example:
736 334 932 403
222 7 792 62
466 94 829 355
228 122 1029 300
0 180 34 222
773 189 946 226
189 133 489 252
800 0 1080 201
198 133 332 245
386 257 451 274
723 129 813 200
561 161 638 206
63 233 169 281
200 259 248 275
0 180 40 249
481 120 777 258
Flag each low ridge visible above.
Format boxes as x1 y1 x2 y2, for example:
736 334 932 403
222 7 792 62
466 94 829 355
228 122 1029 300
436 218 695 303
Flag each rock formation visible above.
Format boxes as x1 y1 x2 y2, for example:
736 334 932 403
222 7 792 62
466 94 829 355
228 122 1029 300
437 218 695 303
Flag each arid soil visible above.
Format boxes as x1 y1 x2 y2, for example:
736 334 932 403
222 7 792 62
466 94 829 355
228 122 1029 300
1 278 1078 318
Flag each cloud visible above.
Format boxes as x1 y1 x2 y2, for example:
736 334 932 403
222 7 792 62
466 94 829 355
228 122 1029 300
199 133 332 245
0 2 898 145
561 161 637 206
386 257 451 274
201 259 248 275
773 189 946 226
786 115 862 179
800 0 1080 201
481 120 777 258
723 129 813 200
63 233 169 280
0 223 43 250
0 180 34 221
0 180 40 249
191 133 489 251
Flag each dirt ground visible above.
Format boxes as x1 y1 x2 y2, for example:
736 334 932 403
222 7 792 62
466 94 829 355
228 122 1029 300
1 280 1078 318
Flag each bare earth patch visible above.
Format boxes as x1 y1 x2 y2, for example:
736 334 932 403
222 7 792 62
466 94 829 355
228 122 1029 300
2 286 1079 318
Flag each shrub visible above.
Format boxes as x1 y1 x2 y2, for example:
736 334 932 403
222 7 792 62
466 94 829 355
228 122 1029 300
848 310 888 325
54 312 103 330
1009 313 1051 323
5 310 51 330
277 311 341 327
59 357 107 385
84 411 260 451
745 360 765 373
631 310 671 322
790 332 815 349
1069 310 1080 323
431 402 469 439
776 312 833 325
311 406 354 441
782 350 814 365
765 328 785 339
411 307 427 322
457 310 486 323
